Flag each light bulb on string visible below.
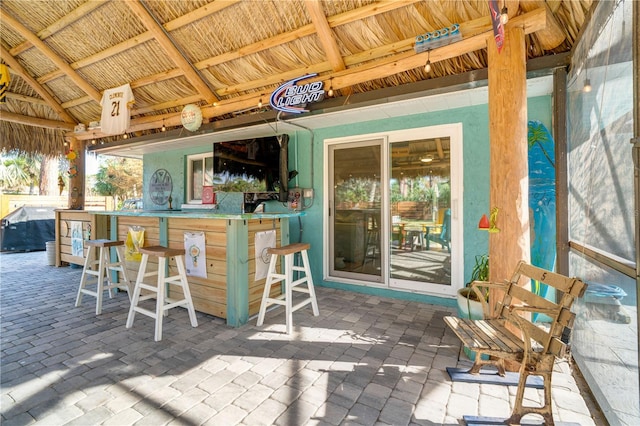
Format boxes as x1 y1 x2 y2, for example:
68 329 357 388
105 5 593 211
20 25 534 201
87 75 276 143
583 65 592 93
258 96 263 108
161 120 166 132
500 6 509 25
424 50 432 73
327 78 334 97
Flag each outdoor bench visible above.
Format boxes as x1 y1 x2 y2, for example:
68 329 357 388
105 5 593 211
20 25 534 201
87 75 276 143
444 261 587 425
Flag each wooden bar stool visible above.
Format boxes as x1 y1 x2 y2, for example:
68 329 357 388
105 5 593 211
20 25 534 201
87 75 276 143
257 242 319 334
76 239 132 315
126 246 198 341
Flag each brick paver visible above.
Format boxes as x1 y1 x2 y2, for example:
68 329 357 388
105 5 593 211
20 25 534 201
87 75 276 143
1 251 598 425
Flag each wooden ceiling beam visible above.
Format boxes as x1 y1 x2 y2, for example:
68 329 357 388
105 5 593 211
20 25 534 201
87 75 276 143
132 6 500 100
67 8 548 140
195 24 316 69
305 0 346 72
163 0 240 31
52 0 417 109
125 0 219 104
133 94 202 116
9 0 108 57
1 46 77 124
331 8 546 91
36 1 239 85
218 62 332 97
0 10 102 103
37 32 156 85
518 0 565 49
0 110 75 131
216 13 498 96
329 0 421 27
5 91 49 106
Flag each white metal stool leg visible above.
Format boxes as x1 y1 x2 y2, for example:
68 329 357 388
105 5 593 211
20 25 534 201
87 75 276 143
257 253 279 327
104 245 133 301
300 249 319 316
155 256 167 341
76 240 131 315
76 244 99 312
126 252 149 329
175 254 198 328
256 243 319 335
284 252 294 335
126 246 198 342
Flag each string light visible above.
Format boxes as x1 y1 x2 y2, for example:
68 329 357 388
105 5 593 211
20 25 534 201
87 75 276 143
500 2 508 25
123 133 128 139
583 65 592 93
91 133 96 145
161 119 166 132
258 96 263 108
327 78 334 97
424 50 432 73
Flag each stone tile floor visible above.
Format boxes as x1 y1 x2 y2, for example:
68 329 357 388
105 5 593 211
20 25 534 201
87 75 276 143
1 251 601 425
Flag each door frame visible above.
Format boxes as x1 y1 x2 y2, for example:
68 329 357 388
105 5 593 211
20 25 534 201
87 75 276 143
323 123 464 298
326 138 386 283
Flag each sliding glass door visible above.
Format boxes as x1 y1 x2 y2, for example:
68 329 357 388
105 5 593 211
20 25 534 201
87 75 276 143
325 124 463 297
328 140 384 283
389 138 453 292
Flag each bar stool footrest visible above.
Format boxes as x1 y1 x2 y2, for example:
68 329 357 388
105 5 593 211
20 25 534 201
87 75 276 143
256 243 319 334
132 306 157 319
292 299 313 312
127 248 198 341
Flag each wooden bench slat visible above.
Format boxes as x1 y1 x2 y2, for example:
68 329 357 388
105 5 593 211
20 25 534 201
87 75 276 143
549 337 568 358
445 317 524 353
506 285 558 312
463 320 508 351
517 263 584 294
444 317 490 349
471 320 518 352
482 320 526 351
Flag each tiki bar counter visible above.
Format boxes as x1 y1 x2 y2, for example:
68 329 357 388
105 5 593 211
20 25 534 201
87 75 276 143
55 208 303 327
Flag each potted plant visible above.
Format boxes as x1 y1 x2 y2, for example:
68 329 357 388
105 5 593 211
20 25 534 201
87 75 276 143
457 254 489 360
458 254 489 313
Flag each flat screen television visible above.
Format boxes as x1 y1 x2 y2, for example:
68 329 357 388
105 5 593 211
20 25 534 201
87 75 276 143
213 135 289 202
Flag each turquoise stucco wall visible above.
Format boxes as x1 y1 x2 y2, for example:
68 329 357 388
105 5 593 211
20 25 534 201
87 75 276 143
143 95 552 307
143 145 205 210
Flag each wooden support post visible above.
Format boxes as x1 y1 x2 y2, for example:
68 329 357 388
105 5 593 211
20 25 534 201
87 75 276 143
67 137 86 210
487 26 531 305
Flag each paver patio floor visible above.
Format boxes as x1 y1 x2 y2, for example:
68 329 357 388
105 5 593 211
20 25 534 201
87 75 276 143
1 251 599 425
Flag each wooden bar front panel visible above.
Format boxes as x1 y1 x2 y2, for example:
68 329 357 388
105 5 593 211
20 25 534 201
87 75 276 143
168 217 228 319
55 210 109 266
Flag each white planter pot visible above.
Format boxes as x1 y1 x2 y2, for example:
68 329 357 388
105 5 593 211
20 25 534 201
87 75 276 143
456 288 487 361
456 288 484 320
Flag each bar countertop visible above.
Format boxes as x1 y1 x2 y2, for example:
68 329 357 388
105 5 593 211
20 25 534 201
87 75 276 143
92 209 305 220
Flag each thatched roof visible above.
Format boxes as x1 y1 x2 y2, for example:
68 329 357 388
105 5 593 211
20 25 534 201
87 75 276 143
1 0 594 157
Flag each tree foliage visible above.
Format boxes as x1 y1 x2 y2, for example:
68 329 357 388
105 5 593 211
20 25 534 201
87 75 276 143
0 153 40 194
93 158 142 205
